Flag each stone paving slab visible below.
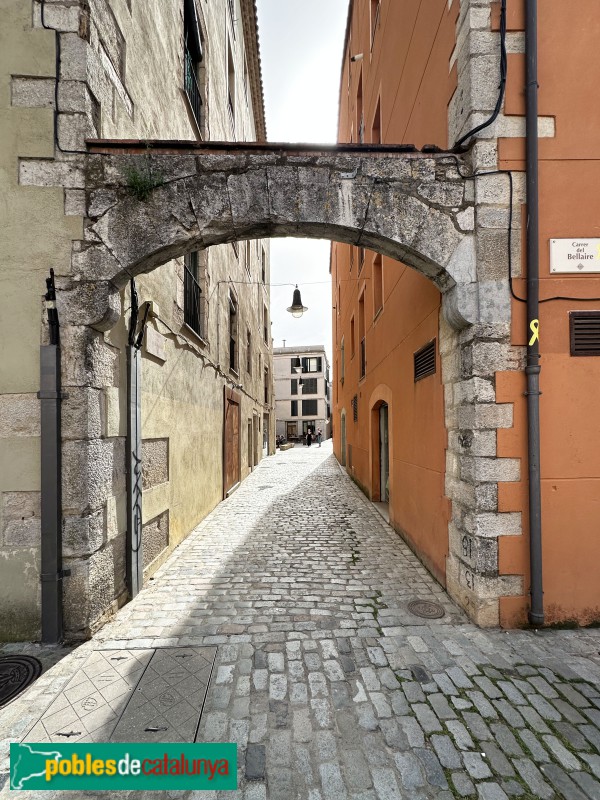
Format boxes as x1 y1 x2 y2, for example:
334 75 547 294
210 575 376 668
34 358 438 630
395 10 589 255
1 442 600 799
19 646 216 745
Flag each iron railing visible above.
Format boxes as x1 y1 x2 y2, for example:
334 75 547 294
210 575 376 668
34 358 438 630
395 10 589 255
184 46 202 129
184 265 204 336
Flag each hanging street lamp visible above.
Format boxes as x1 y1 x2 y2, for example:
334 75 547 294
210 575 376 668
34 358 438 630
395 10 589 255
287 285 308 318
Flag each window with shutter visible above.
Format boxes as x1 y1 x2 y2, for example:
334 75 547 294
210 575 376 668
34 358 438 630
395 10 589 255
414 340 436 381
570 311 600 356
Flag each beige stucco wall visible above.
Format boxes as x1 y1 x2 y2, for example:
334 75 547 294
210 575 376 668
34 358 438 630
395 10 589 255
0 0 84 638
0 0 272 640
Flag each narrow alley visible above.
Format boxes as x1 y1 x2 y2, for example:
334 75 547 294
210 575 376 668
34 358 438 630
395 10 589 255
2 443 600 799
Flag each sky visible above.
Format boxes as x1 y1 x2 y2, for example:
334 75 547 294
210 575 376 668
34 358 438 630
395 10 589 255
255 0 349 363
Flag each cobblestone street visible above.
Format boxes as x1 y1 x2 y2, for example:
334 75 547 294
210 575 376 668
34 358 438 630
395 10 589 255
2 441 600 799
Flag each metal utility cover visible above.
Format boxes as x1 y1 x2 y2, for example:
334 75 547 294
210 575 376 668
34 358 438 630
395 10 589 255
22 647 216 744
0 656 42 708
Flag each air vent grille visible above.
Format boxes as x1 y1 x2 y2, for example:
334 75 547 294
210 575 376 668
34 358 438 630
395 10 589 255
570 312 600 356
414 339 436 381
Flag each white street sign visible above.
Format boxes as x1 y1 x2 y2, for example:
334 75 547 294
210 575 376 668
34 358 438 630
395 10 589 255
550 238 600 274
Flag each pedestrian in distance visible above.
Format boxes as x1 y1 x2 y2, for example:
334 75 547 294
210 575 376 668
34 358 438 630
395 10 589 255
306 429 312 447
317 428 322 447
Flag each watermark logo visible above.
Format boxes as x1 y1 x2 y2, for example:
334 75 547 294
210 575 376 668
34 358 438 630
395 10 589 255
11 743 237 791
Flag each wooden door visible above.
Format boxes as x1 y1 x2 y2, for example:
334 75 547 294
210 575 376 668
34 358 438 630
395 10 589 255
224 397 240 493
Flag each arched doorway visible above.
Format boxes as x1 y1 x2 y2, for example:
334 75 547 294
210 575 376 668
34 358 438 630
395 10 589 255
378 404 389 505
340 409 347 467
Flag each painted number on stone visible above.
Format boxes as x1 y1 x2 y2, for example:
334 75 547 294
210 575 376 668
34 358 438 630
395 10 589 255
462 535 473 560
463 569 475 591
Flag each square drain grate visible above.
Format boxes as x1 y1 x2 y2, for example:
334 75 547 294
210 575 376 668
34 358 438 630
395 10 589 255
22 647 217 744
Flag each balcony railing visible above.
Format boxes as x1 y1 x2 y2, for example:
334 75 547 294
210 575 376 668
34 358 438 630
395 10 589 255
184 265 204 337
184 46 202 130
360 337 366 379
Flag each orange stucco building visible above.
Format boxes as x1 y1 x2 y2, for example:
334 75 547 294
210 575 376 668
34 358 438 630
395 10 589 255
332 0 600 627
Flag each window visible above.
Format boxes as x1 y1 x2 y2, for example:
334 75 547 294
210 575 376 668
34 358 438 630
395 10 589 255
358 247 365 274
372 97 381 144
228 0 236 31
291 400 298 416
247 419 253 467
244 240 251 275
350 316 355 358
349 245 354 272
184 251 207 338
359 292 366 379
261 248 266 283
414 340 436 381
264 367 269 405
227 40 235 134
263 305 269 344
352 394 358 422
243 56 249 106
302 356 322 373
246 327 252 374
302 399 318 416
291 379 298 395
184 0 204 132
370 0 381 50
356 71 363 144
291 356 301 372
340 337 345 385
570 312 600 356
373 254 383 316
302 377 318 394
229 290 238 373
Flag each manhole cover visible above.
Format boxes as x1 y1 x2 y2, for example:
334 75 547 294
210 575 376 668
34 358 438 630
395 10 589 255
0 655 42 708
407 599 445 619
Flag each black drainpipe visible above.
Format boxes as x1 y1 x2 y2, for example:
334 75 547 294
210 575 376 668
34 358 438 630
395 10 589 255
525 0 544 625
126 279 148 598
39 269 68 643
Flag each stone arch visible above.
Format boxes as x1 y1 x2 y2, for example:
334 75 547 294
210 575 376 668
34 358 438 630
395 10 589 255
74 144 477 333
40 142 520 632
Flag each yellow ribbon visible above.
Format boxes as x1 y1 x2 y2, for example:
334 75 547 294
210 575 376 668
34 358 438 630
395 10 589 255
529 319 540 346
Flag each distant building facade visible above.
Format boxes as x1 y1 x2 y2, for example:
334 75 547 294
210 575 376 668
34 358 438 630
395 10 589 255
0 0 273 640
274 346 331 442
